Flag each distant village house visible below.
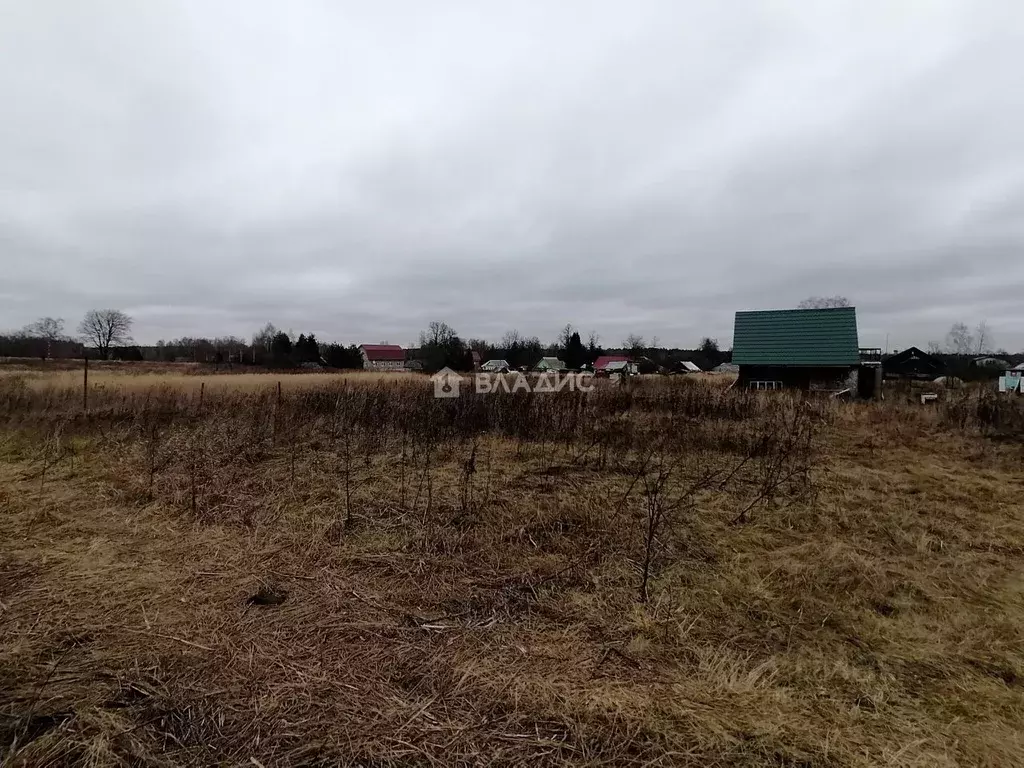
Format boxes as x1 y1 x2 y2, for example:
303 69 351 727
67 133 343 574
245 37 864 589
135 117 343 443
359 344 406 371
534 357 566 372
481 359 511 373
881 346 944 381
601 360 637 376
593 355 630 372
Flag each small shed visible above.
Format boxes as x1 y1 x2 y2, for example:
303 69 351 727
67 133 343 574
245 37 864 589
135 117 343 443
999 376 1023 394
732 307 860 391
999 362 1024 393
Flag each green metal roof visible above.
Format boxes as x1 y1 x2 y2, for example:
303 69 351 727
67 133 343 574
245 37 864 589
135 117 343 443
535 357 566 370
732 307 860 366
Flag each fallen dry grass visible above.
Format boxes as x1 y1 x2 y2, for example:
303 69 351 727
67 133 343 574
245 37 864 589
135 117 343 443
0 374 1022 766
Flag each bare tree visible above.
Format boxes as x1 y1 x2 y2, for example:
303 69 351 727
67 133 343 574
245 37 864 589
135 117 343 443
252 322 278 349
466 338 490 355
23 317 66 341
78 309 133 359
927 340 942 355
419 321 457 348
945 322 974 355
250 323 278 363
974 321 993 355
500 329 522 350
798 296 851 309
623 334 645 356
22 317 66 359
558 323 576 350
521 335 543 365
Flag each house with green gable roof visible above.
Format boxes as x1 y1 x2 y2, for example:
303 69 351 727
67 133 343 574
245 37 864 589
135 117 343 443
732 307 860 391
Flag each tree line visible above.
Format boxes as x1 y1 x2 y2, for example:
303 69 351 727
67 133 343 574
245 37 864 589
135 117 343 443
248 323 365 368
4 297 1016 370
0 310 730 372
0 311 133 360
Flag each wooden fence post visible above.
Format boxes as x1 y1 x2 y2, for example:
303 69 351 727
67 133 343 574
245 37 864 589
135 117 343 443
274 381 282 444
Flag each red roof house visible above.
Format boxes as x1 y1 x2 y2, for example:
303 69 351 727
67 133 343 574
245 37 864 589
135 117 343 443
593 355 630 371
359 344 406 370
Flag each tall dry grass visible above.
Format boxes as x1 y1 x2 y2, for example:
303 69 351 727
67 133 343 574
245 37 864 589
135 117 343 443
2 367 419 393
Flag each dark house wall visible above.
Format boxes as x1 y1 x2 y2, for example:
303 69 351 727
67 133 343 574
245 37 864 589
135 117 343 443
738 365 853 391
882 347 944 380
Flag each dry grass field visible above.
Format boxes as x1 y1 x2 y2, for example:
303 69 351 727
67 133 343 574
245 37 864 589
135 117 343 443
0 359 419 394
1 369 1022 766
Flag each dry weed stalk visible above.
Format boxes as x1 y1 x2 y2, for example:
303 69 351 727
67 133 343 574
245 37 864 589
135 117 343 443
731 400 820 524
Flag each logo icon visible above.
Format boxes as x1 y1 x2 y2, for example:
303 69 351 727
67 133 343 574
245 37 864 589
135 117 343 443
431 367 461 398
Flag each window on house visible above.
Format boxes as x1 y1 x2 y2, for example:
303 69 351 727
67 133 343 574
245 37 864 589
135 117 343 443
749 380 783 391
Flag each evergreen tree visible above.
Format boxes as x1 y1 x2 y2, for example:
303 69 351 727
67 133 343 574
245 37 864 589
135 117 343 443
322 343 364 369
563 331 586 370
698 337 723 368
270 332 293 367
586 331 602 364
292 333 320 363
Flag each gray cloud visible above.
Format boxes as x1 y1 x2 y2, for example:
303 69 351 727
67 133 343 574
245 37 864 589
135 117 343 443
2 0 1022 351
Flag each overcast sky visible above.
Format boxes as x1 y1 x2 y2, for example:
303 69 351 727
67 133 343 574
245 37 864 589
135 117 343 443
2 1 1022 351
